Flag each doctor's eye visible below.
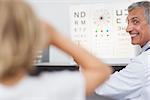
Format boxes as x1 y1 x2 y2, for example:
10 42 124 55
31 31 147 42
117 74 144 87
131 19 140 25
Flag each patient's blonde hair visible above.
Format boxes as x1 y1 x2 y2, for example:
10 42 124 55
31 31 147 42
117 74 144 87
0 0 45 79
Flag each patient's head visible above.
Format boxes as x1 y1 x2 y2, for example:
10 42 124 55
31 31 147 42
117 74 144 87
0 0 44 79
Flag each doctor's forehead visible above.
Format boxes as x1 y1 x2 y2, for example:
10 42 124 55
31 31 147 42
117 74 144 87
126 8 145 20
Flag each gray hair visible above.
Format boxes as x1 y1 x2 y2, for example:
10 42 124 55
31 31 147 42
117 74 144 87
128 1 150 24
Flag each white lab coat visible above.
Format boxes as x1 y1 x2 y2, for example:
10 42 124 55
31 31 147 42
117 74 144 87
96 41 150 100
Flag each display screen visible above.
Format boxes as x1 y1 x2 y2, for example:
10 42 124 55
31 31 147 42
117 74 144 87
28 0 140 66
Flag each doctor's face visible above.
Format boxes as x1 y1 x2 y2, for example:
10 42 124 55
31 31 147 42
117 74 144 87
126 7 150 47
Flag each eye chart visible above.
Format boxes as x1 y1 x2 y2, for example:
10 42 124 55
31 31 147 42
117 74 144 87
70 4 137 61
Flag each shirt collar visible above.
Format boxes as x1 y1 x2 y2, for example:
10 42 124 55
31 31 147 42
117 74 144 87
141 41 150 52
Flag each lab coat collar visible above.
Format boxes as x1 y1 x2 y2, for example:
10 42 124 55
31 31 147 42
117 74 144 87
141 41 150 52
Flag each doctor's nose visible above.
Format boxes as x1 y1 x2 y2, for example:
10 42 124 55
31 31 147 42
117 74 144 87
126 24 133 33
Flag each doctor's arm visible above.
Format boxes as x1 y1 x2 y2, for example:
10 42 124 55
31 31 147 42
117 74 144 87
95 58 146 99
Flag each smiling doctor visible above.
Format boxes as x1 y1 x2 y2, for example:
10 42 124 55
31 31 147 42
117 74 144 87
96 1 150 100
